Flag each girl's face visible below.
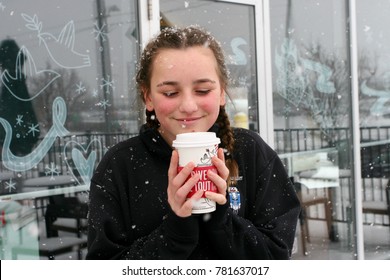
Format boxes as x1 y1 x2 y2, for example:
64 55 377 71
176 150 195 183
144 46 226 146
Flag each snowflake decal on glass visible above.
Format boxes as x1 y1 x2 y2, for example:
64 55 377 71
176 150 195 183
92 22 108 42
5 178 16 193
27 123 40 137
96 99 111 109
45 162 60 179
16 115 24 126
75 81 87 94
100 75 115 94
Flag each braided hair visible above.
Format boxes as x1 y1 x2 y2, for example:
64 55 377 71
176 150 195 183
136 26 238 186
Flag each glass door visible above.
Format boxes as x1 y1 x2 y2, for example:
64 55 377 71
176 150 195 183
269 0 355 259
158 0 264 135
356 0 390 260
0 0 139 259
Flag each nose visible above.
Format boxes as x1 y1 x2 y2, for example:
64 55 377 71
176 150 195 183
179 93 198 113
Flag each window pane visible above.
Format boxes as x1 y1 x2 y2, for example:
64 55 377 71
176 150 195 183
356 0 390 259
0 0 138 259
269 0 355 259
160 0 259 131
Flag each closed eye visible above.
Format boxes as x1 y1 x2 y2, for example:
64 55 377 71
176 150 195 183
196 89 211 95
163 91 178 97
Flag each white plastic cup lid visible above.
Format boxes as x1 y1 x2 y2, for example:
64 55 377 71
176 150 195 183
172 132 220 148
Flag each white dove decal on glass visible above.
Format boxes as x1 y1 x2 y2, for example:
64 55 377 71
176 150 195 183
0 46 60 101
22 13 91 69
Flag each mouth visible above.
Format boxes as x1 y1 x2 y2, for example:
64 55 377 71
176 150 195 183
175 117 202 127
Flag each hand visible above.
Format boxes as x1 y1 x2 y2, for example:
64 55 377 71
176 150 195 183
167 150 204 217
204 148 229 205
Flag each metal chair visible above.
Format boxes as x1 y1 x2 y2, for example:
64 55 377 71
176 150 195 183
12 195 88 260
45 196 88 238
293 179 333 256
361 180 390 227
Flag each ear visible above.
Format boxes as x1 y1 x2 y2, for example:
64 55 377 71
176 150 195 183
142 88 154 111
220 89 226 106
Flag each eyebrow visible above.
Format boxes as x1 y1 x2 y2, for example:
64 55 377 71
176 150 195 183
156 79 216 87
156 81 178 87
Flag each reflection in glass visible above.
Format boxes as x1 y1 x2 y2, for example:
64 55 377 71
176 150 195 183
0 39 40 157
160 0 259 131
269 0 355 259
0 0 139 259
357 0 390 259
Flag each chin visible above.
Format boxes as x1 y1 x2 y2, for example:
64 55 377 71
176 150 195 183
179 128 197 133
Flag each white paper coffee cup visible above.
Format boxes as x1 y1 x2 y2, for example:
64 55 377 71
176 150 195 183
172 132 220 214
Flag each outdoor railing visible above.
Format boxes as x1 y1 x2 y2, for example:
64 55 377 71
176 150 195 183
1 127 389 226
275 126 390 226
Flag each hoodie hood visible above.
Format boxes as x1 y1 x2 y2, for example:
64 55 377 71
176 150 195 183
139 124 173 162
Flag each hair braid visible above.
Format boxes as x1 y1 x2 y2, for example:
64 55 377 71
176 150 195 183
145 109 159 128
216 106 239 186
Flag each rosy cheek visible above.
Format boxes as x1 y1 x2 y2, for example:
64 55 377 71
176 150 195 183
198 97 219 113
154 100 176 117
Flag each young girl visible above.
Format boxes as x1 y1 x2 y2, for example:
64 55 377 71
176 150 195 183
86 26 300 259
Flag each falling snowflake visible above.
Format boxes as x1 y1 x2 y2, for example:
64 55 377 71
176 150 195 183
45 162 60 179
92 88 99 97
238 76 247 87
92 22 108 42
5 178 16 193
0 3 6 12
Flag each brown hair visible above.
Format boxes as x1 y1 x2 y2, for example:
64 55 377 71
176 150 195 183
136 26 238 186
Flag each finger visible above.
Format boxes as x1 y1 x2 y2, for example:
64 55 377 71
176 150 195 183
205 191 227 205
187 189 204 207
168 150 179 181
168 173 199 216
173 161 196 184
217 148 225 161
179 190 204 217
175 172 200 202
207 169 227 194
212 149 229 181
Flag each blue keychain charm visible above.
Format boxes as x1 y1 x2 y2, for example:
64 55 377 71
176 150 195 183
229 186 241 214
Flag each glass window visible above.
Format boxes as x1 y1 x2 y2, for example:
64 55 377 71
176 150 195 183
160 0 259 131
356 0 390 259
269 0 355 259
0 0 138 259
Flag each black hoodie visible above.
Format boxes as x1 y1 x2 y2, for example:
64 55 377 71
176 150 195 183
86 125 300 259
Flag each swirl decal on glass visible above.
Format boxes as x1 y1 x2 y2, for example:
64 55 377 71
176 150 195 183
230 37 247 66
275 39 307 106
301 58 335 94
275 38 336 105
275 39 336 112
360 79 390 116
0 97 69 171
